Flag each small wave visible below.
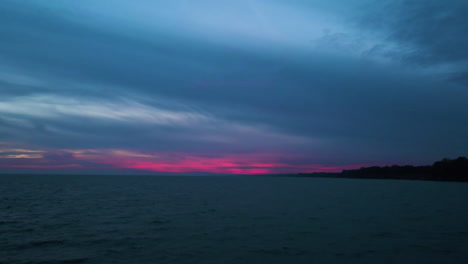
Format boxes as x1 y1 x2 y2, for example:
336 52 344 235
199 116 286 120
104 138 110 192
150 219 171 224
30 240 67 247
253 247 306 256
370 232 398 238
191 209 218 216
0 220 18 225
14 240 67 250
59 258 89 264
18 257 89 264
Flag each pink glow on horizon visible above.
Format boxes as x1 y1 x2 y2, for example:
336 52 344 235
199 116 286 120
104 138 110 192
93 155 367 174
0 147 369 174
0 164 83 169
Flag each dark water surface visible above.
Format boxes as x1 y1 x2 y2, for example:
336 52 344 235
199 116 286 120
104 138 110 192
1 175 467 264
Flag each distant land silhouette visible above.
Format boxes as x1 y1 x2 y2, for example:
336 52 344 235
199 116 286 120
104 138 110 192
298 157 468 182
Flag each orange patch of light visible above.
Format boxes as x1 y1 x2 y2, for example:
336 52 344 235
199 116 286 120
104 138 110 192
0 154 43 159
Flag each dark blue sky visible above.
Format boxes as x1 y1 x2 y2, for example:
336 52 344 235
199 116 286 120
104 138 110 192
1 0 467 174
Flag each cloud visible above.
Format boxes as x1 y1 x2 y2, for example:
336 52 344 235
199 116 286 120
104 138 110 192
0 92 318 158
0 0 467 173
0 94 209 126
359 0 468 84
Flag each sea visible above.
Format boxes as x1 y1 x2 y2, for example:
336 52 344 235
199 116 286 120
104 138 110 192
1 174 467 264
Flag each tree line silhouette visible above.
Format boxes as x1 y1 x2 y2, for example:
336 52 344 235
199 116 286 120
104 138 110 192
299 157 468 182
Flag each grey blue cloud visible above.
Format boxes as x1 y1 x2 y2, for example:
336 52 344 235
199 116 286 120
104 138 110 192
0 0 467 173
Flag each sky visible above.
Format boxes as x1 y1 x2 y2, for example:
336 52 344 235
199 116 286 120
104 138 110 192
1 0 467 174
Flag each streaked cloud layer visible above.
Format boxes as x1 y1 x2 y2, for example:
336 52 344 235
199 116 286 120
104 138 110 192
1 0 467 174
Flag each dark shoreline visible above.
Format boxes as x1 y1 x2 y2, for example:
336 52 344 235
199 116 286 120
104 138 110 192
296 157 468 182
